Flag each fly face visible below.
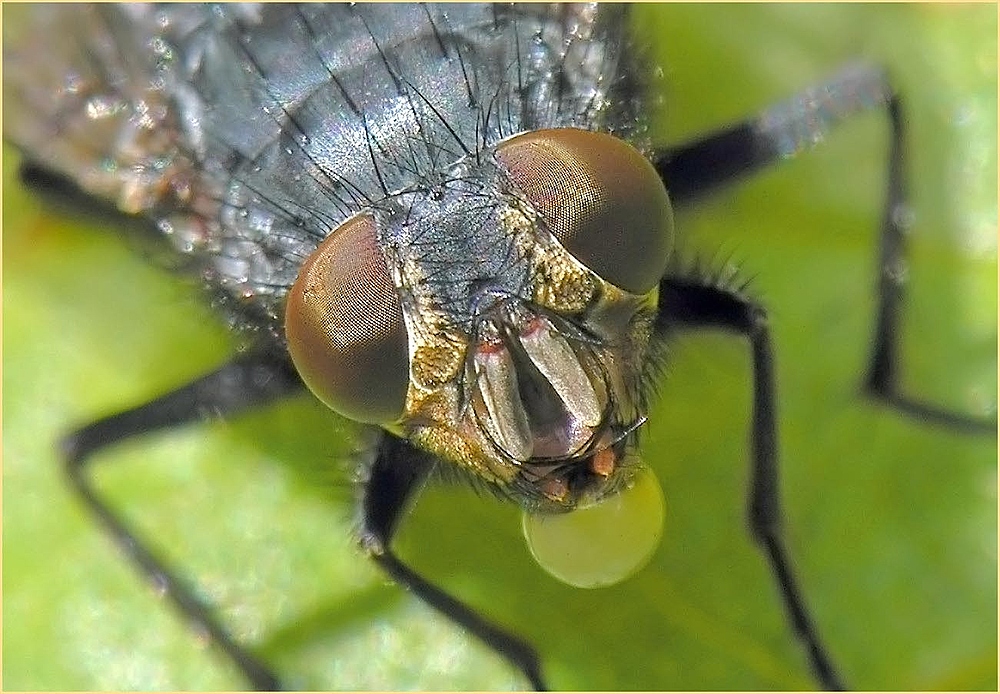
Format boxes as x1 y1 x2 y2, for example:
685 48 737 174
287 128 672 511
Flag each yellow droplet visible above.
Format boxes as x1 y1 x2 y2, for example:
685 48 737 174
521 465 665 588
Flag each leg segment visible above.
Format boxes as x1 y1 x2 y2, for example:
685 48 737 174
19 162 158 238
358 433 546 690
861 100 996 433
656 63 893 205
657 278 844 691
63 350 303 690
655 63 995 432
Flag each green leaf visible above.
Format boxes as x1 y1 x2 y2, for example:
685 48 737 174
4 5 995 690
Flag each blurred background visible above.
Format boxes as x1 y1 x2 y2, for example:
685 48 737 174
3 4 996 690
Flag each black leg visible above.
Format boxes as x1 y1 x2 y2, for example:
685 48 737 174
63 349 303 691
358 433 546 690
655 63 996 433
861 99 996 434
656 63 895 205
657 278 844 691
19 162 151 233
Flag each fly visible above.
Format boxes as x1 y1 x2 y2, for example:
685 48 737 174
3 3 996 691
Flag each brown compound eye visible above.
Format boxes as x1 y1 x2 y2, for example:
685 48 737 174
285 214 409 425
495 128 673 295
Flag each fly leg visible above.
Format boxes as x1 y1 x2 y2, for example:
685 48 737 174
359 433 546 690
861 99 995 433
655 279 844 691
62 350 303 691
655 63 996 432
19 162 157 238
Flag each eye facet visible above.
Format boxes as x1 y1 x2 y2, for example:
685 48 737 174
285 214 409 425
495 128 674 295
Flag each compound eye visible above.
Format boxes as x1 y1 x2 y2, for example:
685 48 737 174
495 128 673 295
285 214 409 425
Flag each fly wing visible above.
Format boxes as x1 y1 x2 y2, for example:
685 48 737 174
3 4 304 330
2 5 204 214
